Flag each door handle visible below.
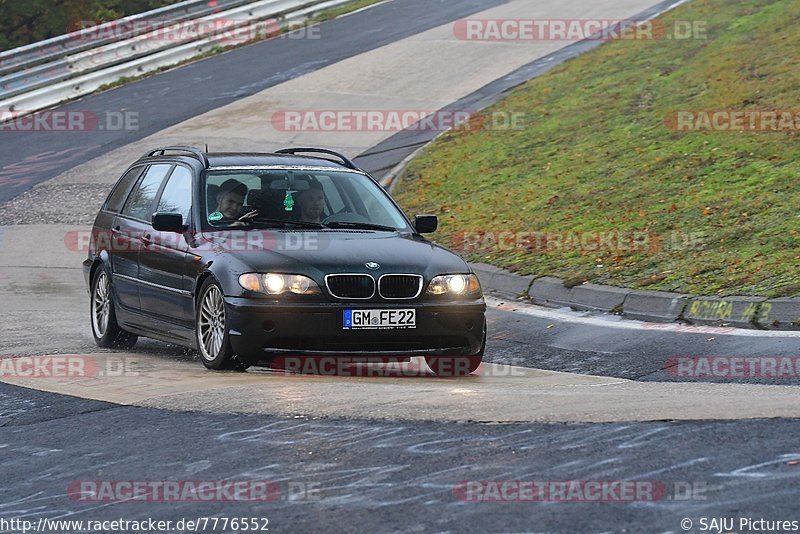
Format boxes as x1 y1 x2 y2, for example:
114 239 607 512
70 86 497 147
142 233 152 246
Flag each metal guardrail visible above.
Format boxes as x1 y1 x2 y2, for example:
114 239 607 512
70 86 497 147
0 0 256 77
0 0 356 117
1 0 296 100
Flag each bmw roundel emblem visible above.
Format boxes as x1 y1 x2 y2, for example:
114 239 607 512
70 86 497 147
365 262 380 270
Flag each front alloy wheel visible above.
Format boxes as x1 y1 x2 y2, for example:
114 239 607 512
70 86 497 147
196 279 245 370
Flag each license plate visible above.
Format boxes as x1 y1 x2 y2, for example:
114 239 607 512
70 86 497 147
344 309 416 330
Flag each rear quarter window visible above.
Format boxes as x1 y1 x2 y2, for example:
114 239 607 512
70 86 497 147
104 166 145 213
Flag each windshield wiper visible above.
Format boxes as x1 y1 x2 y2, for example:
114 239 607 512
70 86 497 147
325 221 397 232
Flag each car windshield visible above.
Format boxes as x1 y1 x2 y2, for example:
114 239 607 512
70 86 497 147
202 169 411 231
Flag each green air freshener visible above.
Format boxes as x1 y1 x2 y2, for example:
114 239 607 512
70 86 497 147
284 190 295 212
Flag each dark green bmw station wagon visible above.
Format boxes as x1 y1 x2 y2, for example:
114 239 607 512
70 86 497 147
84 147 486 376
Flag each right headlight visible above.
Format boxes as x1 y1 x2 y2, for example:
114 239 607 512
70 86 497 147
426 274 482 298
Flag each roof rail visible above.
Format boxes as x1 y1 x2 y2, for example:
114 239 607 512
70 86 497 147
143 146 209 168
275 148 358 170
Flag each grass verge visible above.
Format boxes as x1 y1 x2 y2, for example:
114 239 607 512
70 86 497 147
392 0 800 298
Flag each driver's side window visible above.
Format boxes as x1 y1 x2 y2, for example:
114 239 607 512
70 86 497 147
122 164 172 222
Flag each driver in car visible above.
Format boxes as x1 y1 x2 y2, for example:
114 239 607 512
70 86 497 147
295 179 326 223
212 179 248 223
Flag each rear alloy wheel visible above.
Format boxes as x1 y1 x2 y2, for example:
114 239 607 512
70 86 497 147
425 321 486 377
196 279 247 371
90 268 138 349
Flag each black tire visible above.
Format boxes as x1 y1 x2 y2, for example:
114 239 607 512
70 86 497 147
425 355 483 377
425 320 486 377
90 267 138 349
195 278 247 371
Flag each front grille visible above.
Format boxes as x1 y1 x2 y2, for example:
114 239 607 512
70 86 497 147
325 274 375 299
379 274 423 299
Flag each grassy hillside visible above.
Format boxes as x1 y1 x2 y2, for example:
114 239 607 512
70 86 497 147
393 0 800 297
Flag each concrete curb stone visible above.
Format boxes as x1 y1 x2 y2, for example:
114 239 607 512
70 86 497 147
528 276 574 308
470 262 534 300
684 296 766 329
758 298 800 331
467 265 800 332
570 284 631 313
613 289 689 323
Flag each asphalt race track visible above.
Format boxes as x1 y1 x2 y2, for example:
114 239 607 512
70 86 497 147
4 381 800 533
1 1 799 532
0 0 509 204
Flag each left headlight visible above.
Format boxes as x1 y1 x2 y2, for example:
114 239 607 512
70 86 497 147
238 273 321 296
426 274 482 298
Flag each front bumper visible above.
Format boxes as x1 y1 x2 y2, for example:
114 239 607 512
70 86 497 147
224 297 486 359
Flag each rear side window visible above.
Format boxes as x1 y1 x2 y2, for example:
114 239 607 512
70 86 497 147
105 166 144 213
156 165 193 222
122 164 173 221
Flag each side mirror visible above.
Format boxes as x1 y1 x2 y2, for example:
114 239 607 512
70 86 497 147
414 214 438 234
152 212 186 233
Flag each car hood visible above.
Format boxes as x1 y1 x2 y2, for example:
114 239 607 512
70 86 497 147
199 230 469 280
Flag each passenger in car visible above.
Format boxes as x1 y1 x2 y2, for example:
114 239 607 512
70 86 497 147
295 179 326 223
